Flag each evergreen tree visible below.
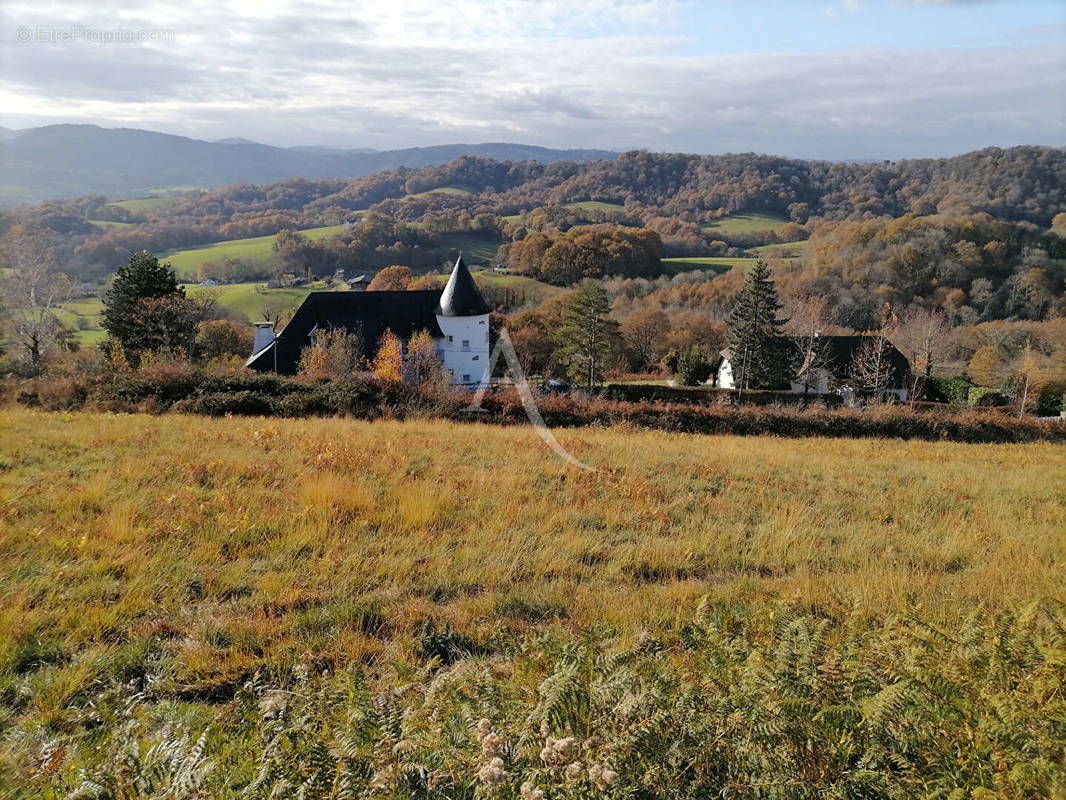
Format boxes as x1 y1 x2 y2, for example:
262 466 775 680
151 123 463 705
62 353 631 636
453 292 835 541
556 279 622 389
101 251 189 361
727 260 789 391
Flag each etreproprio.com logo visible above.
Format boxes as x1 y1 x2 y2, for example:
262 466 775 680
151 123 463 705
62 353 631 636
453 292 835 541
15 25 175 44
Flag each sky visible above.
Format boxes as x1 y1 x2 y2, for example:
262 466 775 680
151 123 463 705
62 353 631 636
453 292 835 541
1 0 1063 160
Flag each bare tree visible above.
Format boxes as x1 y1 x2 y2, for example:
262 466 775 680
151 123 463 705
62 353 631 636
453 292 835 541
784 295 834 394
892 307 950 405
848 304 897 400
0 225 72 374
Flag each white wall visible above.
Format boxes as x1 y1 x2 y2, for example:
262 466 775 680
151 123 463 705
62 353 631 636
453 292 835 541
434 313 491 386
717 360 735 390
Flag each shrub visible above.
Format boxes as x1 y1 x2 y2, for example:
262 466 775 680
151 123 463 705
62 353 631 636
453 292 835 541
968 386 1008 407
1036 380 1066 416
171 391 277 417
926 375 973 405
674 348 712 386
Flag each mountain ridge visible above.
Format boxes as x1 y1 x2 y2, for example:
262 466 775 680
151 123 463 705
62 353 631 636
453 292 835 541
0 124 618 207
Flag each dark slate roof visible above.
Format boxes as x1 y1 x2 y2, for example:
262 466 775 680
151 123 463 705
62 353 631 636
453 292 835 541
436 255 491 316
246 290 444 374
791 335 910 382
716 337 911 385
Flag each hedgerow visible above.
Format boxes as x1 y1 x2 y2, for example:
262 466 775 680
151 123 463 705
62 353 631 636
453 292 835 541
10 371 1066 443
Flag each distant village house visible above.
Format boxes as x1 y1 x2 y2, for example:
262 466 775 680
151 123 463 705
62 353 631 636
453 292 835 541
246 256 491 386
712 335 911 402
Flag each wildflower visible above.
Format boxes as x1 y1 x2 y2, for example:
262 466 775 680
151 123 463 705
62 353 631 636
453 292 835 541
520 780 545 800
475 718 504 758
481 732 504 758
564 761 584 782
477 757 508 789
540 735 581 765
589 764 619 791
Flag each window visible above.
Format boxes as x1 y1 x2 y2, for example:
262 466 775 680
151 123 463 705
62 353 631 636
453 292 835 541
478 319 486 325
472 355 479 361
461 339 470 349
462 374 471 383
447 335 453 343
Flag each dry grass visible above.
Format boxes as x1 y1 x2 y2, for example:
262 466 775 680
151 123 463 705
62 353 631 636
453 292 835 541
2 408 1065 796
2 408 1063 690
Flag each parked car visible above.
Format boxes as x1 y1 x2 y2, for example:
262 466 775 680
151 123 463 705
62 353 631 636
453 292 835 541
540 379 572 395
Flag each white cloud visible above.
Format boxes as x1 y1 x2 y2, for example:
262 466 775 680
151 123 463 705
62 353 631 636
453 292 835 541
0 0 1062 158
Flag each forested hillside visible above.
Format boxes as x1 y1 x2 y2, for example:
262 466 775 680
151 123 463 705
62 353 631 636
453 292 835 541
2 145 1064 390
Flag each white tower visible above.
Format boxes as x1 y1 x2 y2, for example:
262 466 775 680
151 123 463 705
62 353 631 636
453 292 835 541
434 255 492 387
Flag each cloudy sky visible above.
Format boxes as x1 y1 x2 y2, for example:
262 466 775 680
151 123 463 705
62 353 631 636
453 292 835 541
1 0 1063 159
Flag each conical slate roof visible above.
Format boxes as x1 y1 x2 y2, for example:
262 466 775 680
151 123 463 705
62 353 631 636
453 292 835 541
436 254 491 316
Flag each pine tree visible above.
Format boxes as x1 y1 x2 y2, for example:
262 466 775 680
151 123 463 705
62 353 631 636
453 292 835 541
727 260 789 391
556 279 622 389
101 250 187 361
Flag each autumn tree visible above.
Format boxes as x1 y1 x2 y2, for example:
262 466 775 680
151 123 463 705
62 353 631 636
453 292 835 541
403 330 448 387
556 279 623 389
506 310 556 376
273 229 317 280
367 266 413 291
727 260 789 391
372 330 403 382
0 224 72 375
195 319 254 363
621 306 670 371
408 275 444 291
967 344 1003 388
298 325 365 379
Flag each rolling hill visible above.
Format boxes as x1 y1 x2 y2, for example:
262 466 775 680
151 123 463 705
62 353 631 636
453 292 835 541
0 124 617 207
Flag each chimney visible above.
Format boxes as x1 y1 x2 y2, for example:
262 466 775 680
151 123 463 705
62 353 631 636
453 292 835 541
251 322 275 356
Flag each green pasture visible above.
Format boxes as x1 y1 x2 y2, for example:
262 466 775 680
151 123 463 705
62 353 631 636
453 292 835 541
749 240 810 258
701 212 788 235
660 257 757 275
159 224 347 278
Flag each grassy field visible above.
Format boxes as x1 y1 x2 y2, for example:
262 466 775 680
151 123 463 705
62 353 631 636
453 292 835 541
1 409 1064 795
405 186 475 200
564 200 626 213
501 201 626 223
159 224 347 278
435 230 502 264
54 282 328 346
750 240 810 258
184 281 323 321
660 256 757 275
701 212 788 235
105 195 184 214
